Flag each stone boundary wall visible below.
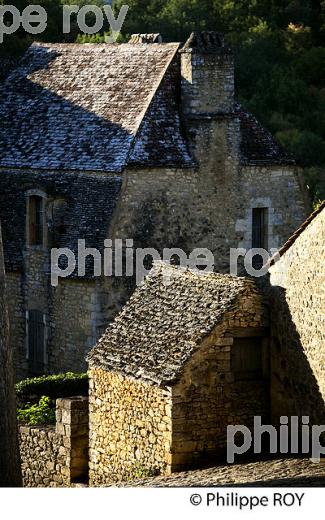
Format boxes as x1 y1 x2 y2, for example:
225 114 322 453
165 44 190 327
19 397 88 487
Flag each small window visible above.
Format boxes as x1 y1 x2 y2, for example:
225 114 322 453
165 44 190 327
27 310 46 375
28 195 44 246
231 338 263 381
252 208 268 250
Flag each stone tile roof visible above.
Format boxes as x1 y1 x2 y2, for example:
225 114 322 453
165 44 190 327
269 200 325 266
0 42 192 172
235 103 295 166
128 56 193 168
87 263 258 385
0 55 18 83
0 42 291 171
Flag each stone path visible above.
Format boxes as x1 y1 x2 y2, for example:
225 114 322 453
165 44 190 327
125 458 325 487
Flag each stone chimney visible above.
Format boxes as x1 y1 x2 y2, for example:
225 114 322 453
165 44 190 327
129 33 163 44
179 32 234 117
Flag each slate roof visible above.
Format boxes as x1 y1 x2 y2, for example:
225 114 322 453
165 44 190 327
0 41 292 171
0 42 192 172
87 263 258 385
235 103 295 166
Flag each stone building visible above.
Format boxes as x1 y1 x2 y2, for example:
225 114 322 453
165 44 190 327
268 201 325 427
87 262 269 484
0 31 307 379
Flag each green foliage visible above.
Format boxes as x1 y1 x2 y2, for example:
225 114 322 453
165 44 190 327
16 372 88 405
17 396 55 426
131 462 160 479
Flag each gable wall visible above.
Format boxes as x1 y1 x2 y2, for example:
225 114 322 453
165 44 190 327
170 289 269 471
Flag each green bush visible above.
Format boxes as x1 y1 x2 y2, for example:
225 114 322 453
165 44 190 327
17 396 56 426
16 372 88 406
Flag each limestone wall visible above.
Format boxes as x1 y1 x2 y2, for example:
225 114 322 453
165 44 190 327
89 369 172 485
19 397 88 487
19 425 69 487
50 279 101 373
171 288 269 471
6 268 100 379
6 271 26 379
238 166 307 253
108 159 306 317
269 208 325 424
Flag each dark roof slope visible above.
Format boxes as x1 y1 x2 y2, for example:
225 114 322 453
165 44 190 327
87 263 258 385
235 103 295 166
0 42 191 172
269 201 325 266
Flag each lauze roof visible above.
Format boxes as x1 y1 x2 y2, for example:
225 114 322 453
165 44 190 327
0 42 192 172
87 263 258 386
0 40 293 172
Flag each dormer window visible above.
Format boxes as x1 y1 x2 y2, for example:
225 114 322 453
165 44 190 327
26 191 47 247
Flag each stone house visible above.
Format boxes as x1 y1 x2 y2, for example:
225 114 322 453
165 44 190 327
268 201 325 427
0 31 307 379
87 262 269 484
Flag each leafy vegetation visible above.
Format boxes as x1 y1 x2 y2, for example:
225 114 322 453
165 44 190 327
1 0 324 203
17 395 56 426
16 372 88 406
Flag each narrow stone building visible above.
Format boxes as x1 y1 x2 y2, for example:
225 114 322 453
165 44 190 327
87 263 269 485
268 202 325 427
0 31 307 379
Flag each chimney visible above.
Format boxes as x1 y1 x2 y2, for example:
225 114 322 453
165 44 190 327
129 33 163 44
179 32 234 117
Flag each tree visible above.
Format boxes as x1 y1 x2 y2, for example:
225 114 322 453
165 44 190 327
0 222 21 487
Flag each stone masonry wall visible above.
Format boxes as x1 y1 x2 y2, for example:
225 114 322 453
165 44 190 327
89 369 172 486
50 280 101 373
19 397 88 487
19 425 69 487
108 159 306 315
6 271 26 380
269 208 325 425
171 288 269 471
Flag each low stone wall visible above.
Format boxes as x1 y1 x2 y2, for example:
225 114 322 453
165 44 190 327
19 425 69 487
89 369 172 486
19 396 89 487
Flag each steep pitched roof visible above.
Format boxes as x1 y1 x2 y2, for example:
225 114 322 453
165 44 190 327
87 263 258 385
235 103 295 166
269 201 325 266
0 42 192 172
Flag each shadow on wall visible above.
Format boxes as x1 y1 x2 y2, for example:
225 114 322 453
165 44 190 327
269 282 325 431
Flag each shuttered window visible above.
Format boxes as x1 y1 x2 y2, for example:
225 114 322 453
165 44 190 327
28 195 43 246
27 310 46 375
231 338 263 381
